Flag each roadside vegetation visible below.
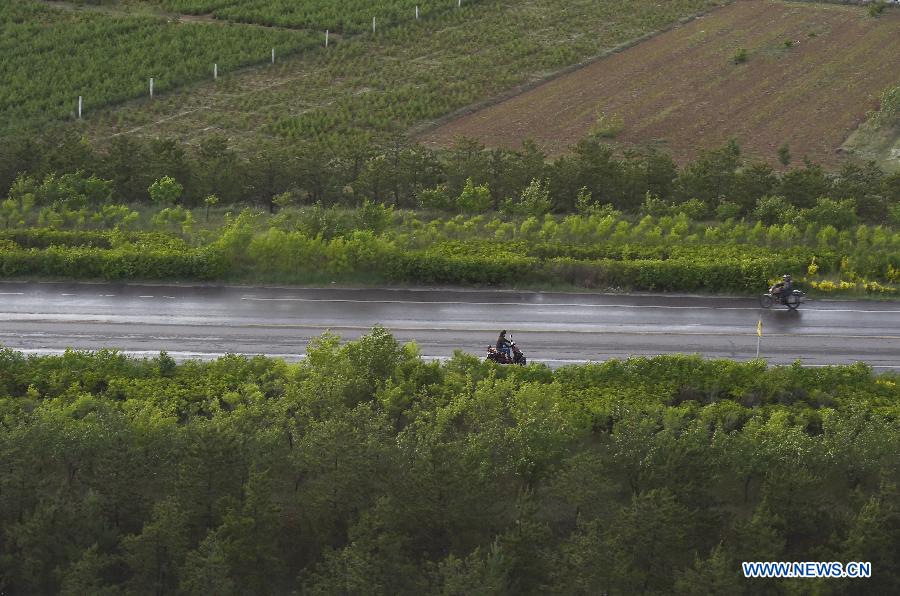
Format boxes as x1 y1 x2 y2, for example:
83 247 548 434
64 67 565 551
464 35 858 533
0 333 898 594
1 135 898 294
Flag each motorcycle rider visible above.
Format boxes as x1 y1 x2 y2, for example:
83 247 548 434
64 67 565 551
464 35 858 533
497 330 513 361
770 274 793 304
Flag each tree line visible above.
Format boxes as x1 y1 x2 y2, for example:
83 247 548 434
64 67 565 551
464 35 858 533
2 131 898 223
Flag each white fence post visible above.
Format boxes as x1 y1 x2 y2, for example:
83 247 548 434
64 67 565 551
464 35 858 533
372 16 376 32
214 64 218 80
271 48 275 64
416 5 419 19
149 77 154 99
77 96 82 119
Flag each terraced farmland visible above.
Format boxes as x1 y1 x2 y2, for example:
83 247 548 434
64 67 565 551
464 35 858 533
421 0 900 167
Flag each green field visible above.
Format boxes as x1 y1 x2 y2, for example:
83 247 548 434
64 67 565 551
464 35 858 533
154 0 479 30
2 0 721 139
58 0 722 150
213 0 481 32
0 2 317 132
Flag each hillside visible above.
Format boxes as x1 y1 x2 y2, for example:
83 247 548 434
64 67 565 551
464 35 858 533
3 1 898 171
3 0 721 148
420 0 900 168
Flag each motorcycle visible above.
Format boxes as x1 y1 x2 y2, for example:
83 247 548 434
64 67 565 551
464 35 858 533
760 288 806 310
486 340 527 365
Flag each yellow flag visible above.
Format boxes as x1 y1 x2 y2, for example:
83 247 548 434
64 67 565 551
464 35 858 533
757 319 762 337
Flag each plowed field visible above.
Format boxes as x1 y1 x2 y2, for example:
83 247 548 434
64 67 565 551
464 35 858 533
420 0 900 166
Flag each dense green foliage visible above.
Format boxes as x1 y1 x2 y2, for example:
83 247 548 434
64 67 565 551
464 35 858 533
1 198 898 293
0 2 317 132
1 135 899 292
2 134 899 222
0 334 898 594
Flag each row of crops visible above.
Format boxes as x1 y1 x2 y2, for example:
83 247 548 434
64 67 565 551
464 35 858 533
0 2 317 128
3 0 720 138
159 0 480 33
1 0 487 132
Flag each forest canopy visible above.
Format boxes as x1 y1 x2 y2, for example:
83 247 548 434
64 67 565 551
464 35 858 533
1 329 898 594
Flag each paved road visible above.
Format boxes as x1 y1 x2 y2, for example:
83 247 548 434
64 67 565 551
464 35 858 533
0 282 898 369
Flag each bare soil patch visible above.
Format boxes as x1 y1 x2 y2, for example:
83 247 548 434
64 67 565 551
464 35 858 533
419 0 900 167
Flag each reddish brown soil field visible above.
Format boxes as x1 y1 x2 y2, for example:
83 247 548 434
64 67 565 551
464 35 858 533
419 0 900 166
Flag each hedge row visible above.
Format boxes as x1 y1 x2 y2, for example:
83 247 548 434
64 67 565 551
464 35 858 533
384 250 538 285
0 235 846 292
0 229 189 250
381 248 808 292
0 247 225 280
538 256 807 293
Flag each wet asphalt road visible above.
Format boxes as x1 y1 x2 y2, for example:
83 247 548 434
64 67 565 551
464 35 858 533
0 281 898 369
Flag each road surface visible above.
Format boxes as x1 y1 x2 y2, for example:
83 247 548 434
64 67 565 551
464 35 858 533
0 281 898 369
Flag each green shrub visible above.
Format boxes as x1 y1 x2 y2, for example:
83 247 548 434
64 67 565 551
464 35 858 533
868 0 887 17
354 199 394 233
754 195 793 225
503 178 552 217
456 178 492 214
590 110 624 138
641 192 671 217
9 171 113 210
777 143 791 167
417 185 453 211
874 84 900 127
675 198 708 221
716 201 742 220
148 176 183 207
805 197 858 230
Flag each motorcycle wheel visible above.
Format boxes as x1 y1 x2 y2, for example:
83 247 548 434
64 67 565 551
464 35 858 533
519 356 526 366
787 301 799 310
759 294 774 308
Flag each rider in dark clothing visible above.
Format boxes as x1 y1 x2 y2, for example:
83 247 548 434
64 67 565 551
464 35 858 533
497 330 512 359
771 274 793 303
